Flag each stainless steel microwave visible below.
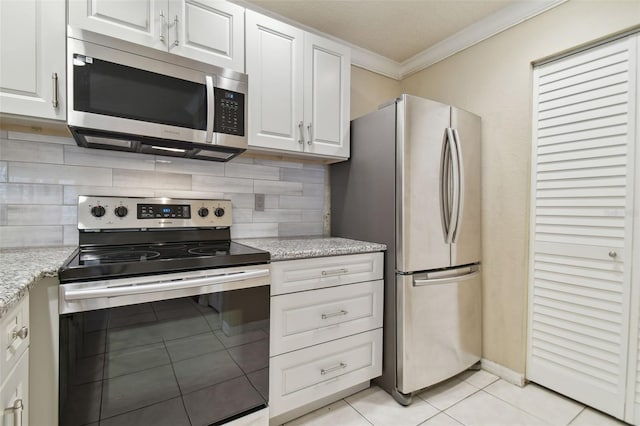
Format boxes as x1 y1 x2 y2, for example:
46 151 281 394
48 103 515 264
67 36 247 161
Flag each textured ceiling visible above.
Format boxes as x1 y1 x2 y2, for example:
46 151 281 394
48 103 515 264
242 0 515 62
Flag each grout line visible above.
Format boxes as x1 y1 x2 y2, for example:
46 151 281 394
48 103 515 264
341 390 375 426
566 406 586 425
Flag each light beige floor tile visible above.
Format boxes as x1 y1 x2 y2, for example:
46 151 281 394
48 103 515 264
445 391 548 426
346 386 439 426
419 412 463 426
285 400 370 426
417 378 479 410
484 380 583 426
456 369 499 389
569 407 628 426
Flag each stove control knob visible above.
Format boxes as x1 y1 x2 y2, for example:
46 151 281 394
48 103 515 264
198 207 209 218
114 206 128 218
214 207 225 218
91 205 106 218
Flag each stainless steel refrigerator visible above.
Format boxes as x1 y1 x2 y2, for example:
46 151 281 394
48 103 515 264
331 94 482 405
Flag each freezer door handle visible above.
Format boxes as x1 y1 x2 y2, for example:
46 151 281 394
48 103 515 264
413 266 480 287
451 128 464 243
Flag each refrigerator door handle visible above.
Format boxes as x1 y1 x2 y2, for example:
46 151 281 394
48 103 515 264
440 129 452 242
447 128 460 244
451 128 465 243
413 266 480 287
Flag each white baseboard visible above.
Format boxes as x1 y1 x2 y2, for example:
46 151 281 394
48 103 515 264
481 358 525 387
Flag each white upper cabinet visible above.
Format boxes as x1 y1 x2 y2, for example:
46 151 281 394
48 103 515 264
68 0 245 72
246 10 350 160
0 0 66 120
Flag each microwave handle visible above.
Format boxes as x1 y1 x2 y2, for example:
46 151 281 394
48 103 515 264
205 76 214 143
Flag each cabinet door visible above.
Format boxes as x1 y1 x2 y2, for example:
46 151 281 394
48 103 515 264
246 10 304 153
303 33 350 159
0 349 29 426
0 0 65 120
68 0 165 51
526 35 637 420
169 0 244 72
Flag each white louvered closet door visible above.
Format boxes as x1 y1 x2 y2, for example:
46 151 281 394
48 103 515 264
527 34 638 421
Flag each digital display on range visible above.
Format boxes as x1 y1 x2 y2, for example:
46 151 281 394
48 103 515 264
137 204 191 219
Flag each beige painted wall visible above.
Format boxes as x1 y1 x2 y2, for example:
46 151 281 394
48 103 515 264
350 65 401 119
400 0 640 374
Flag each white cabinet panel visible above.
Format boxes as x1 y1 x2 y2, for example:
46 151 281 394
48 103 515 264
0 295 29 384
527 35 637 421
270 252 383 296
170 0 244 71
68 0 245 72
269 329 382 417
246 10 304 152
246 10 350 160
68 0 164 50
0 0 66 120
270 279 383 356
304 33 350 158
0 349 29 426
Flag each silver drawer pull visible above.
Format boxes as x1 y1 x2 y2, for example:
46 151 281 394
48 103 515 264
321 268 348 276
321 310 348 320
11 326 28 341
7 399 23 426
321 362 347 375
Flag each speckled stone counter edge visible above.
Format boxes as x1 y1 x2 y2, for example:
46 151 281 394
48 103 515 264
237 237 387 261
0 247 75 319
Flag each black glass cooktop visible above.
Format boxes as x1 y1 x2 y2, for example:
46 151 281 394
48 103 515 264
58 241 270 283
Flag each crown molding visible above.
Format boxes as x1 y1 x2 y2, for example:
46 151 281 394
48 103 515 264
351 0 567 80
234 0 567 81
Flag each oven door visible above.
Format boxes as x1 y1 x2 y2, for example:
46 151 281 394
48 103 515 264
58 265 270 426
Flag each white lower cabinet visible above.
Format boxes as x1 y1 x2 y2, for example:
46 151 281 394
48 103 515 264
0 295 30 426
269 252 384 424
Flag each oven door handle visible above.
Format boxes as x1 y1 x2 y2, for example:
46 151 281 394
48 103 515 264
62 269 270 301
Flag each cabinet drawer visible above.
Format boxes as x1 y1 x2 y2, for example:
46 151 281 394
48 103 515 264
270 280 383 356
269 329 382 417
0 295 29 385
0 348 29 426
270 252 383 296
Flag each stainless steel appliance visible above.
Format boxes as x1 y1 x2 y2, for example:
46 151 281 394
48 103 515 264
58 196 270 425
67 35 247 161
331 94 482 405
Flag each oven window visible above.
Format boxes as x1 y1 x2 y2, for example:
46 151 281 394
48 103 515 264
73 55 207 130
59 286 269 425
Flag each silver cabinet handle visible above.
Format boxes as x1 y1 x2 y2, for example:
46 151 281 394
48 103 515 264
298 121 304 145
11 326 28 341
174 15 179 46
51 73 59 108
321 362 347 375
307 123 313 145
321 310 348 320
609 251 618 258
9 399 23 426
160 10 166 42
321 268 348 276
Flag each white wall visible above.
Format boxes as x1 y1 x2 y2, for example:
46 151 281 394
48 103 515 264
400 0 640 374
0 130 326 248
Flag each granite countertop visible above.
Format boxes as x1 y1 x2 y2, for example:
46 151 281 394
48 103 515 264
0 246 76 319
238 237 386 261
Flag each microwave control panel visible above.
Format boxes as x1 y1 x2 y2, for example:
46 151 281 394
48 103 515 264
213 88 245 136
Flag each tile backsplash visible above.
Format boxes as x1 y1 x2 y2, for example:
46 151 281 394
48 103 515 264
0 130 328 248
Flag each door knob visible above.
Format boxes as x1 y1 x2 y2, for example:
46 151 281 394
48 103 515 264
608 251 617 258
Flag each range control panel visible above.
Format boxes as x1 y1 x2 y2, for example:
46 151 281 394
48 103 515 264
78 196 232 230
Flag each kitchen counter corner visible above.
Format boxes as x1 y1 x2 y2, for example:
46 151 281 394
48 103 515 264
0 246 75 318
237 237 386 261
